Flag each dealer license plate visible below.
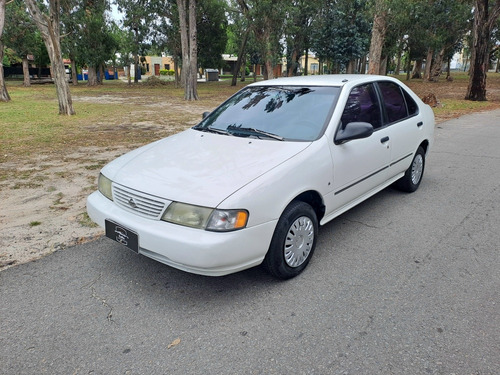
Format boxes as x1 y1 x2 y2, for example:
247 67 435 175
105 220 139 253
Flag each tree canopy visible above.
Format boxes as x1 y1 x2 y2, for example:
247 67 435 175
1 0 500 104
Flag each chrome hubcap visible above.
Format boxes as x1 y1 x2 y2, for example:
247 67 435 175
411 154 424 185
284 216 314 268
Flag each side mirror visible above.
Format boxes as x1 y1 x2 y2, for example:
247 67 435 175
335 122 374 145
202 111 210 119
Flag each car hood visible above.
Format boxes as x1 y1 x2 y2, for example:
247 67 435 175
103 129 311 207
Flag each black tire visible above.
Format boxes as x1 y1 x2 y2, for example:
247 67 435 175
394 146 426 193
264 201 318 279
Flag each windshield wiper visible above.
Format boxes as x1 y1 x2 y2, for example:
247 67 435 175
195 127 232 136
227 125 284 141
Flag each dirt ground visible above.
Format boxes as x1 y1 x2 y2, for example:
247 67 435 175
0 86 213 270
1 76 500 271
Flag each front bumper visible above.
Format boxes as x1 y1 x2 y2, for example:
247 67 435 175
86 191 277 276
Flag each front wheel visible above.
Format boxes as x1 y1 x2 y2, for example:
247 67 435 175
394 146 426 192
264 201 318 279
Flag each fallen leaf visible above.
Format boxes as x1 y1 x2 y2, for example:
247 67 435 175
168 338 181 349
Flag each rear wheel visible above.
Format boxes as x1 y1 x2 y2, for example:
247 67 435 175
394 146 425 192
264 201 318 279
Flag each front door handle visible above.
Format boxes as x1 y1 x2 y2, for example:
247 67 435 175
380 136 390 143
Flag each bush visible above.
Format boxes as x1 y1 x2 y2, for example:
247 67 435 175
160 69 175 76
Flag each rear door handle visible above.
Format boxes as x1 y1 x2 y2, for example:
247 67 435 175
417 121 423 127
380 136 390 143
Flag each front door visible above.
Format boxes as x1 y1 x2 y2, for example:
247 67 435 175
325 83 391 218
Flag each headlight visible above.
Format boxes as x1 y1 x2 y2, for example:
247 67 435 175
162 202 213 229
98 173 113 201
162 202 248 231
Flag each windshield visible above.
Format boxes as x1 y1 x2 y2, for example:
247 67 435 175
194 85 340 141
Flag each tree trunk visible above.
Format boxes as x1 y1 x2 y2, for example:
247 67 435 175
346 59 356 74
0 0 11 102
25 0 75 115
70 58 78 86
412 58 423 79
186 0 198 99
367 6 387 75
177 0 198 100
379 56 387 75
174 57 180 87
360 54 367 74
406 50 412 81
430 47 445 81
99 64 104 85
395 52 402 76
127 63 132 85
240 55 246 82
446 57 452 80
465 0 500 101
264 59 274 80
304 50 309 75
231 27 250 86
424 48 433 81
87 66 98 86
134 53 139 83
21 58 31 87
262 64 268 80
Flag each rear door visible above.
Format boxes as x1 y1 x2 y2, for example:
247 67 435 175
376 81 424 177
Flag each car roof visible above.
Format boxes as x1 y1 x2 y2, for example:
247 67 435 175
248 74 393 87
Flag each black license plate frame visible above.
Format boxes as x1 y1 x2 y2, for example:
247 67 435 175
105 220 139 254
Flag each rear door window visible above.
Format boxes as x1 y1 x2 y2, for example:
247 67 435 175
377 82 412 124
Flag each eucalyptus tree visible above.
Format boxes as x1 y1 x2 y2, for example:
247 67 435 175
228 0 250 85
367 0 388 74
177 0 198 100
3 0 38 86
284 0 321 76
311 0 371 74
417 0 470 81
25 0 75 115
197 0 228 70
115 0 156 83
0 0 10 101
154 0 181 84
465 0 500 101
60 0 81 85
229 0 287 81
75 0 118 86
251 0 286 79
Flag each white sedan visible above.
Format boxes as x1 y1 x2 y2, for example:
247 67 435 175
87 75 434 279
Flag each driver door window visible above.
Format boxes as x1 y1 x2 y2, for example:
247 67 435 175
340 84 382 130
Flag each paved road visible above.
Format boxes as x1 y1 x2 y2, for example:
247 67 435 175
1 110 499 375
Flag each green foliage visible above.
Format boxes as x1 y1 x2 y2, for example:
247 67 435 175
159 69 175 76
4 0 40 60
310 0 371 70
74 2 118 70
3 48 21 66
197 0 229 69
2 54 11 67
284 0 323 75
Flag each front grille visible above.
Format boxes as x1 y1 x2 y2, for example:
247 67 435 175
113 184 168 219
